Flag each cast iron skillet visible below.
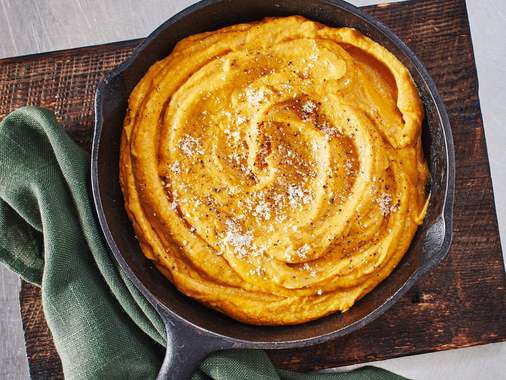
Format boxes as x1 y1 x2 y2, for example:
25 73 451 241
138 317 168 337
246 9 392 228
92 0 455 378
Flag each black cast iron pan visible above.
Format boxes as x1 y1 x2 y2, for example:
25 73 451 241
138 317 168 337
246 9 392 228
91 0 455 378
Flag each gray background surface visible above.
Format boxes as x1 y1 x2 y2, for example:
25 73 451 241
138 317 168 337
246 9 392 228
0 0 505 379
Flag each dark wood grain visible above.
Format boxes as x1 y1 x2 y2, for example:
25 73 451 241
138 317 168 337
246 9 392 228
0 0 504 377
19 285 63 379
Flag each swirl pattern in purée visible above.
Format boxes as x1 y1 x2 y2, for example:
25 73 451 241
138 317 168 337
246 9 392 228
120 16 429 325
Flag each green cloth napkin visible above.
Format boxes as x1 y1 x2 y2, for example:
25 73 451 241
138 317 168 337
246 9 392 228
0 107 405 380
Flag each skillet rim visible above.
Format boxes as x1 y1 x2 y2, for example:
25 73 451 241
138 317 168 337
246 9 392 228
92 0 455 349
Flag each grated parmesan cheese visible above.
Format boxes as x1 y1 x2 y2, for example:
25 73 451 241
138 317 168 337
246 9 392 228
376 192 392 216
302 100 316 114
179 134 204 157
170 161 181 174
253 200 271 220
223 219 253 258
245 87 265 106
297 244 311 258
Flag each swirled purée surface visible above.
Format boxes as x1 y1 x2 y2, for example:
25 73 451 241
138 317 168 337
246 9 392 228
120 16 429 325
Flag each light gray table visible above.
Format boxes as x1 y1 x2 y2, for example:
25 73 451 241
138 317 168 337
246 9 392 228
0 1 505 379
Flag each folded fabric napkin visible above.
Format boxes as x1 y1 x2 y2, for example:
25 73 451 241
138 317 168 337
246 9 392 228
0 107 404 380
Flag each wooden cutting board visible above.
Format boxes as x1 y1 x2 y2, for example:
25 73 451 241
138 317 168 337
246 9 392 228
0 0 505 377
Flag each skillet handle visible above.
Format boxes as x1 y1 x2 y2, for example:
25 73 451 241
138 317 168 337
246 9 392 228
156 309 229 380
